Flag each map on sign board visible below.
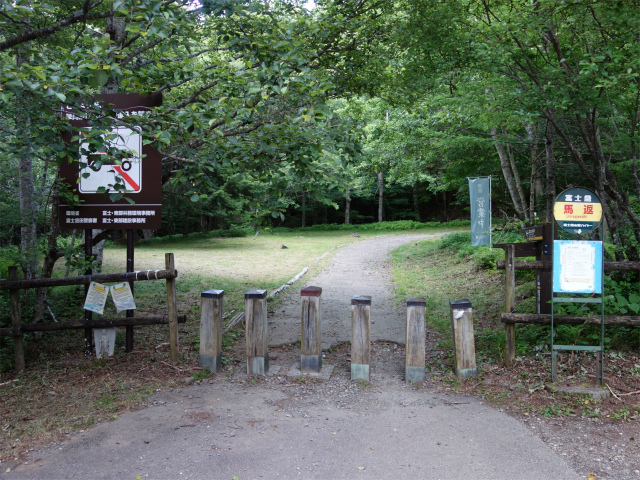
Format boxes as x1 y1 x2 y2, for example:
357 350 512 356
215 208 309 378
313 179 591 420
79 127 142 193
552 240 603 294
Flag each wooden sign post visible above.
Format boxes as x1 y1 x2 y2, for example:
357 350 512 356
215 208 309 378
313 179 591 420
449 299 477 378
200 289 224 373
300 286 322 373
245 289 268 375
351 295 371 381
405 297 426 383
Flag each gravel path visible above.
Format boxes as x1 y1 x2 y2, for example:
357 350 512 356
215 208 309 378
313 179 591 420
269 233 444 347
3 233 581 480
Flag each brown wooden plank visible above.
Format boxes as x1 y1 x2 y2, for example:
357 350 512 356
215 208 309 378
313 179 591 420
493 243 536 257
9 267 24 373
497 260 640 271
501 313 640 326
0 315 187 336
504 245 516 367
0 268 178 291
165 253 179 363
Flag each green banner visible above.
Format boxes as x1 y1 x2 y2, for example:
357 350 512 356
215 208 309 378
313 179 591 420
469 178 491 246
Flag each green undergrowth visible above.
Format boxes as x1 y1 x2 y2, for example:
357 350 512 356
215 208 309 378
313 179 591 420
390 232 640 369
272 219 470 233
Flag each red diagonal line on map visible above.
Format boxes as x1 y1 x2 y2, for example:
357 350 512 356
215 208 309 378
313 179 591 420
113 165 140 191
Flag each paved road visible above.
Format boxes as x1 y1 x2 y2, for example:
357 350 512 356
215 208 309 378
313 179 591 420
4 234 579 480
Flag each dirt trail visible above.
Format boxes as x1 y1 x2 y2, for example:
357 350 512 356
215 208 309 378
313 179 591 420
269 233 443 347
2 233 581 480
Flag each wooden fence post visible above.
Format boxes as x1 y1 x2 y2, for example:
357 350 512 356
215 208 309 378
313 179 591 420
300 286 322 373
165 253 179 363
449 299 477 378
245 289 268 375
504 244 516 367
405 297 426 383
200 289 224 373
351 295 371 381
9 266 24 373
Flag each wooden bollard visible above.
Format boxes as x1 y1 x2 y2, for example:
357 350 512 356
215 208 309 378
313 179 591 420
200 289 224 373
300 286 322 373
351 295 371 381
245 289 268 375
405 297 426 383
449 299 477 378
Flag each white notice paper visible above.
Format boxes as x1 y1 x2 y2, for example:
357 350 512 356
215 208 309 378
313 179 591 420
110 282 137 313
84 282 109 314
559 242 596 293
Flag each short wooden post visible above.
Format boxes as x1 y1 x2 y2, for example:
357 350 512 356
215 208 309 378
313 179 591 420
405 297 426 383
449 299 477 378
9 266 24 373
351 295 371 381
165 253 179 363
200 289 224 373
504 244 516 367
300 286 322 373
245 289 268 375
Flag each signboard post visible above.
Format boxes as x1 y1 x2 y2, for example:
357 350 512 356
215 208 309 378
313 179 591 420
551 187 604 385
59 93 163 356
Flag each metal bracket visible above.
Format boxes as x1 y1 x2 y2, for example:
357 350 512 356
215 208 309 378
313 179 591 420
543 243 552 255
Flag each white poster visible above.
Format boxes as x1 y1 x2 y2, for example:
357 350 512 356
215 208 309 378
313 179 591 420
110 282 137 313
84 282 109 314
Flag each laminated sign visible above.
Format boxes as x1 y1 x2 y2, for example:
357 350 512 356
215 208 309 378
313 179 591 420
110 282 137 313
84 282 109 314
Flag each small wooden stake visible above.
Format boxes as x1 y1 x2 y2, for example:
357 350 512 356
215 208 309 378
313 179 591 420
351 295 371 381
300 286 322 373
405 297 426 383
9 267 24 373
449 299 477 378
245 289 268 375
165 253 179 363
504 244 516 367
200 289 224 373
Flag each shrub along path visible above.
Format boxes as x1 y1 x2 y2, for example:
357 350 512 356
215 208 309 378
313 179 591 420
3 233 581 479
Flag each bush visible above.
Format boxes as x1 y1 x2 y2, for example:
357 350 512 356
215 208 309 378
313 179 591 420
272 219 470 234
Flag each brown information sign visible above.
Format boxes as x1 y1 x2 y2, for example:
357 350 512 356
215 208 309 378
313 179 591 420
59 93 163 230
523 226 543 242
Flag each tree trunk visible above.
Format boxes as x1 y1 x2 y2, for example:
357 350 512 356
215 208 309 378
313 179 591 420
183 211 190 236
412 183 421 222
525 122 541 224
544 120 556 222
301 192 306 228
344 187 351 224
142 229 155 239
377 171 384 222
491 127 527 221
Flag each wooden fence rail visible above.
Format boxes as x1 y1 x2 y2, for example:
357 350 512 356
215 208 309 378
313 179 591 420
2 253 181 372
0 269 177 291
497 260 640 271
497 242 640 366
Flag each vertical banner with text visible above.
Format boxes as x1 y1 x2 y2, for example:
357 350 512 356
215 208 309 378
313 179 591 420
469 177 491 246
